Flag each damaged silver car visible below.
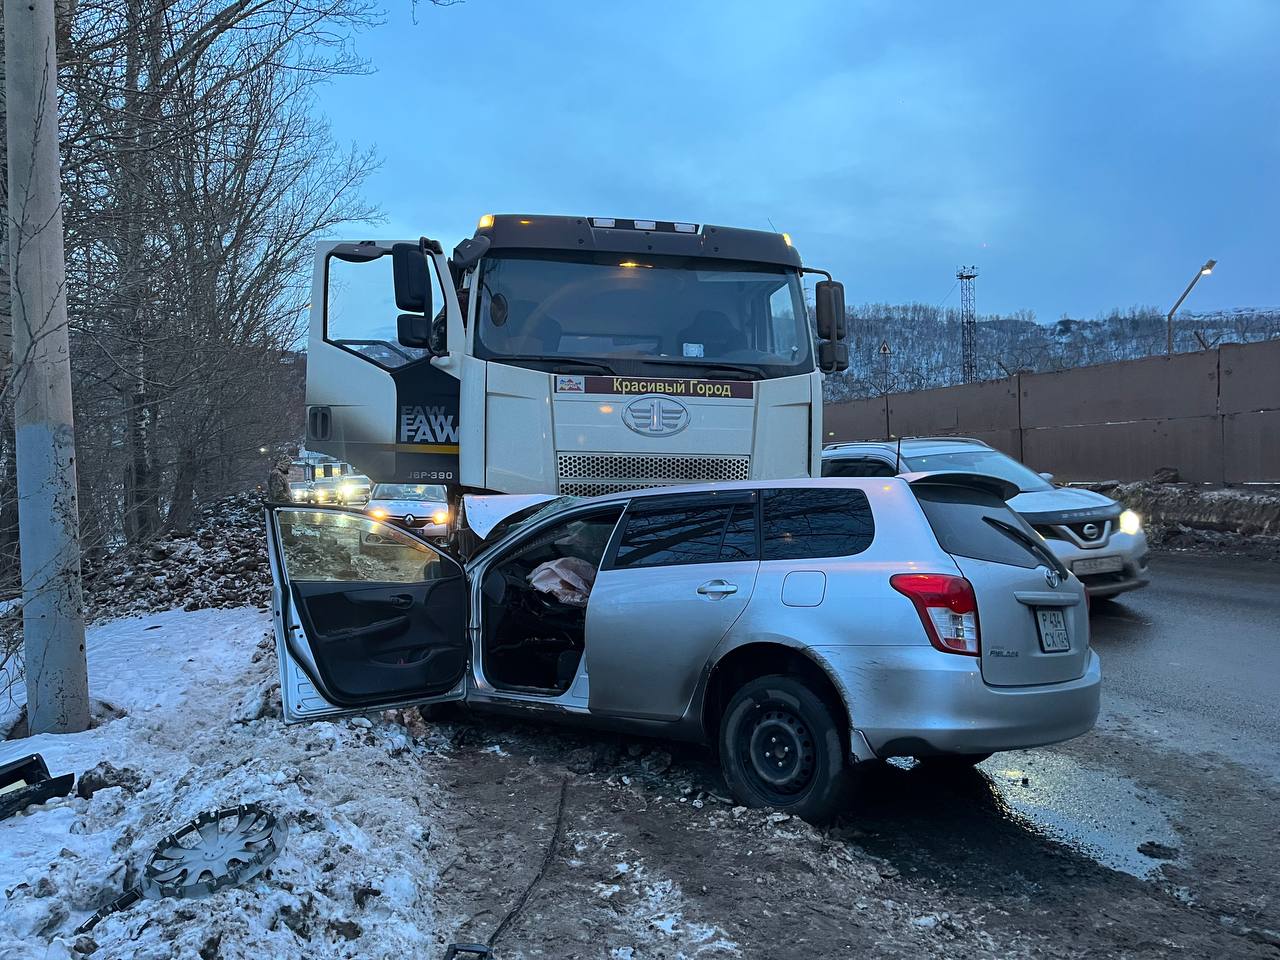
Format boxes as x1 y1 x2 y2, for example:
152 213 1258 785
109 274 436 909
265 475 1100 820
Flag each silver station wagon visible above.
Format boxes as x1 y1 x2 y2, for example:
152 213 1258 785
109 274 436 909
265 475 1100 820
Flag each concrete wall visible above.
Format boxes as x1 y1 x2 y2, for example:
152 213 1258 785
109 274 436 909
824 339 1280 483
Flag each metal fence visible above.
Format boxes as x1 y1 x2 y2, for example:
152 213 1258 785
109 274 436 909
823 339 1280 483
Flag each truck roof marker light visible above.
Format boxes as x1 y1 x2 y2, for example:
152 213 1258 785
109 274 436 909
674 222 696 233
782 232 792 246
477 214 495 229
618 261 652 269
592 217 616 228
634 220 656 230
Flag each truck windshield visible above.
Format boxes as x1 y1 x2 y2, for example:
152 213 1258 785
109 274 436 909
474 251 812 379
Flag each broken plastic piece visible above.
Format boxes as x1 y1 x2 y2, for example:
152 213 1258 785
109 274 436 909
0 754 73 822
527 557 597 607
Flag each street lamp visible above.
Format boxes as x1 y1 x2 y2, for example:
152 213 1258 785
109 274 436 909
1166 258 1217 356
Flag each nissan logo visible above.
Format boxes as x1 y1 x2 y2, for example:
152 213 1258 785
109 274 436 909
623 396 690 437
1081 522 1100 539
1043 567 1062 589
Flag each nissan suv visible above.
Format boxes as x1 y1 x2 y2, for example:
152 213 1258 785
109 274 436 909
822 438 1150 597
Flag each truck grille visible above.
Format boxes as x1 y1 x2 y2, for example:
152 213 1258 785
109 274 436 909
556 453 751 498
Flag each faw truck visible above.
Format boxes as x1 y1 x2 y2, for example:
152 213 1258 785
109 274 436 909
305 214 848 500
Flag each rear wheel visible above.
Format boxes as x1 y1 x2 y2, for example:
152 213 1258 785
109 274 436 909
718 675 849 822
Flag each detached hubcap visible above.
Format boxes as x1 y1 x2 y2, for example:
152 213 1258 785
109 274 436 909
745 707 815 794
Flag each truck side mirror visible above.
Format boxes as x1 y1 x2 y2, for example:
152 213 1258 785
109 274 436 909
392 242 433 315
815 280 847 341
818 340 849 373
398 313 433 349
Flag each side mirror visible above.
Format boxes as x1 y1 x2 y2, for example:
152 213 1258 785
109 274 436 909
1039 472 1055 483
818 339 849 374
398 313 433 349
392 242 432 315
815 280 847 341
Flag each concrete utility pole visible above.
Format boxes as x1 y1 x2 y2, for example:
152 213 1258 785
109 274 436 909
5 0 90 733
1165 259 1217 356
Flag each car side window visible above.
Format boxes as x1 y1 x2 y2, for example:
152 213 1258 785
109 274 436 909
276 510 452 583
612 500 757 569
761 489 875 560
822 457 896 478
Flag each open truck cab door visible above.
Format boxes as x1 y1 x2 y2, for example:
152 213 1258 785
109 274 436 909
265 506 470 721
306 239 465 487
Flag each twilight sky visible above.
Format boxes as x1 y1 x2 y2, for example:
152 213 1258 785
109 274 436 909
317 0 1279 320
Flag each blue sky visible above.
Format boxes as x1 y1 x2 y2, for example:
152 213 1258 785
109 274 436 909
316 0 1279 320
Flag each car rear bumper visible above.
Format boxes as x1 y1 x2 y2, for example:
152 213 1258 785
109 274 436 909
811 645 1101 759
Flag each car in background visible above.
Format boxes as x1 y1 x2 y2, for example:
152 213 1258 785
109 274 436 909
265 474 1100 820
822 438 1150 597
363 482 451 540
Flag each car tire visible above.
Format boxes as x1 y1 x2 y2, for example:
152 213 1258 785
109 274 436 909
719 675 849 822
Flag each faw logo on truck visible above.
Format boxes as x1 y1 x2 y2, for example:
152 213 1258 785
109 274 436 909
555 375 754 399
398 405 459 447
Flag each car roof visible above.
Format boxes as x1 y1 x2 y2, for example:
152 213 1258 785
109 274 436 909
822 437 994 459
573 475 913 507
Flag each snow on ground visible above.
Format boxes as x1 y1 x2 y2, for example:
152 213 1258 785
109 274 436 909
0 607 455 959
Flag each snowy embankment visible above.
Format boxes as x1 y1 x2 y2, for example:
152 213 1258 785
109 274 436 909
1 608 455 959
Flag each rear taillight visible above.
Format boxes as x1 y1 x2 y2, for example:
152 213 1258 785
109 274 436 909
890 573 981 656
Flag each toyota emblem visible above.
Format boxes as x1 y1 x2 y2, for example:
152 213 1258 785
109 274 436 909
1043 567 1062 588
622 396 690 437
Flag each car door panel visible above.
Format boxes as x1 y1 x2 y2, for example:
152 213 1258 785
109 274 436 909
584 493 760 721
586 561 758 720
289 578 467 702
266 506 468 721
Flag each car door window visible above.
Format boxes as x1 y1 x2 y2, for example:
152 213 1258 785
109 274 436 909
761 488 875 560
277 511 450 583
612 500 758 569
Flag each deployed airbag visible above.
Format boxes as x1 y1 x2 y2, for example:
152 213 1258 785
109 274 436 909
527 557 597 607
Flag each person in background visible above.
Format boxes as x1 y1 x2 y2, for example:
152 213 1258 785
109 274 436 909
267 457 292 503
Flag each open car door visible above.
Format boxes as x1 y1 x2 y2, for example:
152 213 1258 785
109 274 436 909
265 506 469 721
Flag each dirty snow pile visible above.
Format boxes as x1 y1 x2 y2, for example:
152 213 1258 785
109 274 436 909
0 607 458 959
82 495 272 621
1091 480 1280 559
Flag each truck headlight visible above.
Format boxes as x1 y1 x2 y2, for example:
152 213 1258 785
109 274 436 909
291 489 306 501
339 483 356 500
1119 510 1142 535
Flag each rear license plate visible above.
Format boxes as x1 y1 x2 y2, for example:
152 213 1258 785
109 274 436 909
1073 555 1124 576
1035 608 1071 652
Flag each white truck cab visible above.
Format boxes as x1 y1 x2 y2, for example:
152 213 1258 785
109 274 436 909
305 215 848 499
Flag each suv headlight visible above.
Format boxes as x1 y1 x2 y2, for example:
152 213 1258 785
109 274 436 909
1119 509 1142 535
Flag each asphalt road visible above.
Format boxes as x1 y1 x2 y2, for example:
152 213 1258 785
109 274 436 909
1090 551 1280 776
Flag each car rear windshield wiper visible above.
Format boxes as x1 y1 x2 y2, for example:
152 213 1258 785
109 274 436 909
986 516 1070 578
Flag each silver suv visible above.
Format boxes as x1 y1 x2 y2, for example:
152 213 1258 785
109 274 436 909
822 439 1150 598
266 476 1100 820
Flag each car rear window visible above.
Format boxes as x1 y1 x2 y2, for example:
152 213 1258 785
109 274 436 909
613 501 757 569
761 489 874 560
912 483 1051 569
